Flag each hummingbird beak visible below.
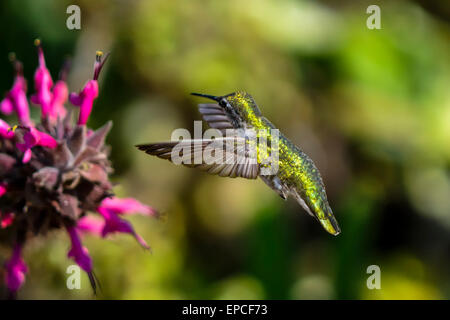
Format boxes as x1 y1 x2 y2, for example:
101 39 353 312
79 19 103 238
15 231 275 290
190 92 221 102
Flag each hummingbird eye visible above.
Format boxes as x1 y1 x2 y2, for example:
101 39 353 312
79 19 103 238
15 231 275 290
217 98 230 110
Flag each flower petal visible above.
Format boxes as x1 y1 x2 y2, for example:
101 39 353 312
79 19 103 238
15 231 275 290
1 59 31 125
1 211 14 228
69 92 83 106
51 80 68 119
0 97 14 114
22 148 32 163
66 226 93 273
99 210 150 250
32 40 54 118
0 182 7 197
72 81 98 125
4 243 28 293
13 86 31 126
100 197 157 216
0 119 14 139
33 128 58 148
77 216 104 236
70 51 106 125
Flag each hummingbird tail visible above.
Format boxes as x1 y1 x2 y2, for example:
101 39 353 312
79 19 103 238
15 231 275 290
319 210 341 236
292 191 341 236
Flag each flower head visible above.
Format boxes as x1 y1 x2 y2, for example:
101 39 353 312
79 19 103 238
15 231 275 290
0 40 156 297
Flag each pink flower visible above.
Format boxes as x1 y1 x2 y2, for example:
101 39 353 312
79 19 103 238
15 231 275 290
77 197 154 250
1 211 14 228
30 39 53 119
0 119 14 139
50 80 68 120
69 81 98 125
0 98 12 114
99 197 157 217
0 182 7 197
66 226 93 273
97 197 152 249
77 215 104 235
0 59 31 126
4 244 28 293
70 51 108 125
21 149 32 164
99 209 150 250
77 197 153 250
16 127 58 163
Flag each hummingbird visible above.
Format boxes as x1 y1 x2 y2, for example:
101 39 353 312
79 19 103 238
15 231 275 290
136 92 340 235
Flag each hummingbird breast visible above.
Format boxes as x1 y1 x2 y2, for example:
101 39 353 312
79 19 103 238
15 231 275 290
277 135 327 207
277 135 340 235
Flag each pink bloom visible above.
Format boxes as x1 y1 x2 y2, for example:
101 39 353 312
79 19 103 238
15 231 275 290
97 196 154 249
79 199 152 250
0 119 14 139
29 127 58 148
1 211 14 228
66 226 93 273
4 243 28 293
21 149 32 164
30 40 53 119
0 60 31 126
16 127 58 163
47 60 70 121
99 197 157 217
70 51 108 125
0 97 13 114
98 206 150 250
69 81 98 125
0 182 7 197
77 215 104 235
50 80 68 120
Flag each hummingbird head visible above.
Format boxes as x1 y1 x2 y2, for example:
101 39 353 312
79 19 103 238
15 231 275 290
191 92 262 123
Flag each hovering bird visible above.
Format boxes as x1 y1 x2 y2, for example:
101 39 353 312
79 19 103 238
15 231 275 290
136 92 340 235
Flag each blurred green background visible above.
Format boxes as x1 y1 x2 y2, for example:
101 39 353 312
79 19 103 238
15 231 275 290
0 0 449 299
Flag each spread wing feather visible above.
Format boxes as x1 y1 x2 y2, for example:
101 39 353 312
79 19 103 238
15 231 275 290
136 137 259 179
198 103 235 133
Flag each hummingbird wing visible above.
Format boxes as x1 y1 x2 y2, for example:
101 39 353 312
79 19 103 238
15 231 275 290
136 136 260 179
198 103 235 133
